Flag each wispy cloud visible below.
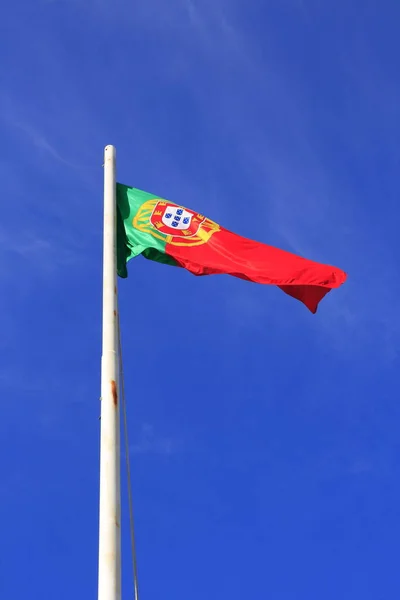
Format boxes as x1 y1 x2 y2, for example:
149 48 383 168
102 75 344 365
11 121 82 169
0 224 86 278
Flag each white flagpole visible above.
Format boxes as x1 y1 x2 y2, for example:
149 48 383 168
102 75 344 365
98 145 121 600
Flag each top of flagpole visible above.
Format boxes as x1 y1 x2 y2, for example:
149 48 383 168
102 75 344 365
104 145 116 160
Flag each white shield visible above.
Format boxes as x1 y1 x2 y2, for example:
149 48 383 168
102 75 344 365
162 206 193 231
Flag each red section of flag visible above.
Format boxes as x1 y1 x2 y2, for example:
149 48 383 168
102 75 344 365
165 228 346 313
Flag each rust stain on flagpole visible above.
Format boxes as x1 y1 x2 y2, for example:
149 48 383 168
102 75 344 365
111 380 118 407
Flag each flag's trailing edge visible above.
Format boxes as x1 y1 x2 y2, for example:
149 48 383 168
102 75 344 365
116 183 347 313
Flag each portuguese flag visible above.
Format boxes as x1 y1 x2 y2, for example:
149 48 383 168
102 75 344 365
116 183 346 313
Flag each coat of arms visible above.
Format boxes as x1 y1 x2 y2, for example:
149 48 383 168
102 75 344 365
132 198 220 247
150 203 206 238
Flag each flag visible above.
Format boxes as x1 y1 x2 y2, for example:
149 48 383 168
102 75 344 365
116 183 346 313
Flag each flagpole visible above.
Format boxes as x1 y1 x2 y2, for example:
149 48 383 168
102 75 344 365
98 145 121 600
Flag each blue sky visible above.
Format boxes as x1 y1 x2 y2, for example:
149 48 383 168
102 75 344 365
1 0 400 598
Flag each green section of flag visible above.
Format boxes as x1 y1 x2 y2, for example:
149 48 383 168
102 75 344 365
116 183 178 277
